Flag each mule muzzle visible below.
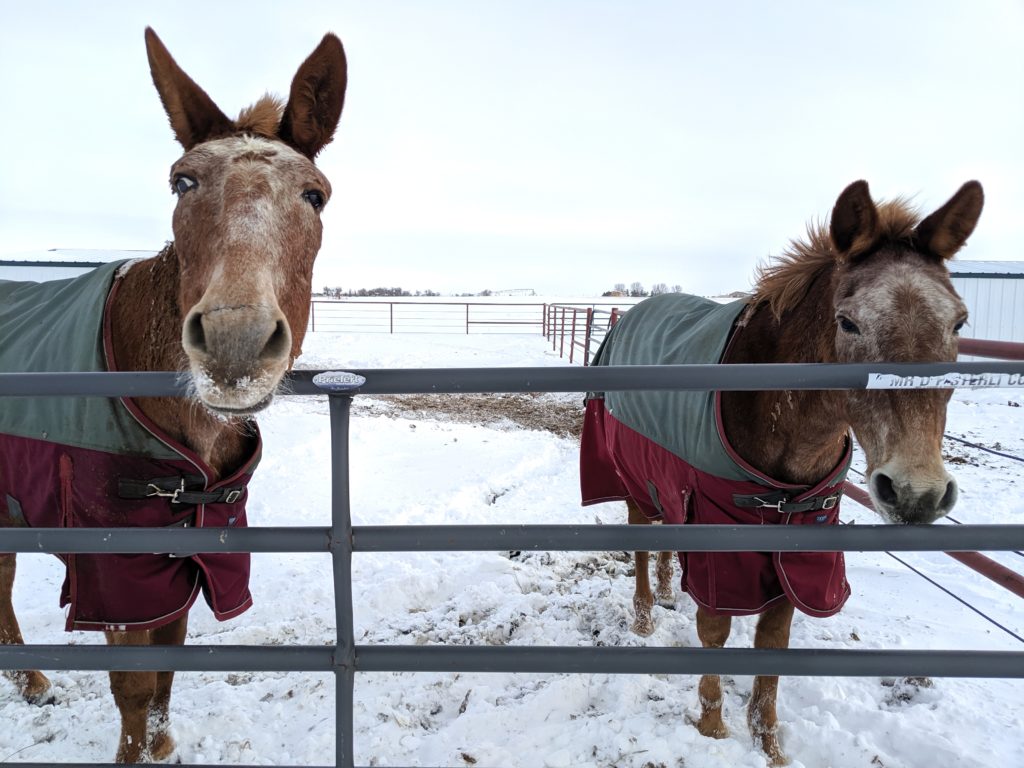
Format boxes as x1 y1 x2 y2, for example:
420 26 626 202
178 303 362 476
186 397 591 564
868 468 958 525
182 303 292 414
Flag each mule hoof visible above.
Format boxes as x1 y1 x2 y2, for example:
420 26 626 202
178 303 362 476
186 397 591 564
655 591 675 608
25 686 56 706
630 616 655 637
695 715 729 740
6 670 54 705
150 730 177 762
631 595 655 636
755 732 787 766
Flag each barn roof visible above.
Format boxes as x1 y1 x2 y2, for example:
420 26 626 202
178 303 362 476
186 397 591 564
0 248 157 267
948 260 1024 278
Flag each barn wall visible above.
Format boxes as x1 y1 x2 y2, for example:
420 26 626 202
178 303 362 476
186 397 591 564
0 265 97 282
951 276 1023 343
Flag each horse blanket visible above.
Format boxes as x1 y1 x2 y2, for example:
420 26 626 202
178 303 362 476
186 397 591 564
0 261 258 632
581 293 851 617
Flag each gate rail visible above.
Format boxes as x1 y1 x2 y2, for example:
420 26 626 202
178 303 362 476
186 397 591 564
3 360 1024 768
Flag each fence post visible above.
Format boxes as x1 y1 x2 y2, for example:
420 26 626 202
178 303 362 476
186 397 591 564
390 303 394 335
542 303 548 337
569 309 578 364
466 304 470 335
559 307 566 359
583 308 594 366
313 371 365 768
311 301 316 333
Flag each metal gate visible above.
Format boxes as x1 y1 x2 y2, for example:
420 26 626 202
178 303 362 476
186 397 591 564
3 359 1024 768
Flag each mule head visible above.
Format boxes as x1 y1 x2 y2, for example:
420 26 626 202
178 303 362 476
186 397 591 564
145 28 346 416
829 180 983 523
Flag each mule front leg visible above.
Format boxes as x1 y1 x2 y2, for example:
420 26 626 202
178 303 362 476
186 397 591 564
626 500 656 636
0 553 53 704
654 550 674 606
748 601 795 766
695 605 732 740
148 614 188 761
106 629 157 764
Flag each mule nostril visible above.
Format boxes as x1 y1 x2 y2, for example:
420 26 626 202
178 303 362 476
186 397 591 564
939 480 958 512
872 472 898 507
260 319 291 361
184 312 207 353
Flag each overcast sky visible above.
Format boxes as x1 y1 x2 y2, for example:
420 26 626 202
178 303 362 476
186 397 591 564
1 2 1022 296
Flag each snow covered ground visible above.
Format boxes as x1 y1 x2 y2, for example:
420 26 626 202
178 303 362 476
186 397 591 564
2 331 1023 767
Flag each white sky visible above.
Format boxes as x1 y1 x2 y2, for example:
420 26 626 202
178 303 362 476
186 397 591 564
1 2 1022 296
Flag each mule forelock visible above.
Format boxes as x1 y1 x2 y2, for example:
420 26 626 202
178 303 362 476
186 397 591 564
234 95 285 138
754 198 924 319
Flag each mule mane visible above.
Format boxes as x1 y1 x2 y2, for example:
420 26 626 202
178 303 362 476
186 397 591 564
752 198 921 318
234 94 285 138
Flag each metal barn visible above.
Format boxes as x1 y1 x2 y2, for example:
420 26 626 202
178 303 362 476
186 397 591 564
0 249 154 282
949 260 1024 346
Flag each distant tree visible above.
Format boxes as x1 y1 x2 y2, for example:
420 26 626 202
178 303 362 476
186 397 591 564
479 289 493 297
671 284 682 293
614 282 627 294
650 282 669 295
629 281 647 297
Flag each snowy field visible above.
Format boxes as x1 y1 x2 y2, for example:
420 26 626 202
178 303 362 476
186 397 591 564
2 331 1023 767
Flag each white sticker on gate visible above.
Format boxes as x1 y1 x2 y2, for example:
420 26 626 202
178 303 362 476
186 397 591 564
866 372 1024 389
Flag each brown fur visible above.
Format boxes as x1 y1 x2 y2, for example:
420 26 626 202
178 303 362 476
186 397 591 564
625 180 982 765
235 94 285 138
0 28 346 763
755 197 921 321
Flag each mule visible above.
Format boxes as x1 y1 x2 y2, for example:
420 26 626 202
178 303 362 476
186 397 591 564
0 28 346 762
581 180 983 765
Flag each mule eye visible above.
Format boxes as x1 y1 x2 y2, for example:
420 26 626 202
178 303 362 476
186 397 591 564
173 175 198 196
953 319 966 334
303 189 325 211
838 316 861 335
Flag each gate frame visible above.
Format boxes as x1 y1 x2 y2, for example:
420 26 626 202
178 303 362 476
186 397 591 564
3 359 1024 768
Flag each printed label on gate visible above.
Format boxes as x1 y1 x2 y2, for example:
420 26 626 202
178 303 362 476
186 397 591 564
866 372 1024 389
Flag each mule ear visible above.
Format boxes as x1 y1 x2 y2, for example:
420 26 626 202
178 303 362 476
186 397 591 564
830 180 881 259
279 33 347 159
914 181 984 260
145 28 234 150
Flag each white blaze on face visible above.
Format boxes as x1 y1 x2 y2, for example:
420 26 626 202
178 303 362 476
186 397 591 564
836 255 966 523
172 135 329 414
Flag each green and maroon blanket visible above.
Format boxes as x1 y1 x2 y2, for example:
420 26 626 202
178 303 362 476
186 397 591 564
0 261 257 631
581 293 851 617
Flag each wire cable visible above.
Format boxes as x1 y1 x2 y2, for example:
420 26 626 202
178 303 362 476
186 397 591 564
944 433 1024 465
840 479 1024 646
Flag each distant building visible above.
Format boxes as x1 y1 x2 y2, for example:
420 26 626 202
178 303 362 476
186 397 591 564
0 249 156 282
948 260 1023 345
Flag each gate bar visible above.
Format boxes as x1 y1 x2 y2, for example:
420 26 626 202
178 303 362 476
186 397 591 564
2 644 1021 678
286 362 1024 395
6 523 1024 554
351 523 1024 553
358 646 1024 678
4 361 1023 397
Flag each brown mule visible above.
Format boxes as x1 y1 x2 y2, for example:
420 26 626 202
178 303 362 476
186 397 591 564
586 180 982 764
0 28 346 763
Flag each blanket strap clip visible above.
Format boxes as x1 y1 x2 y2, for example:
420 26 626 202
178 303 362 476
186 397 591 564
147 478 186 503
118 476 247 506
734 489 842 514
